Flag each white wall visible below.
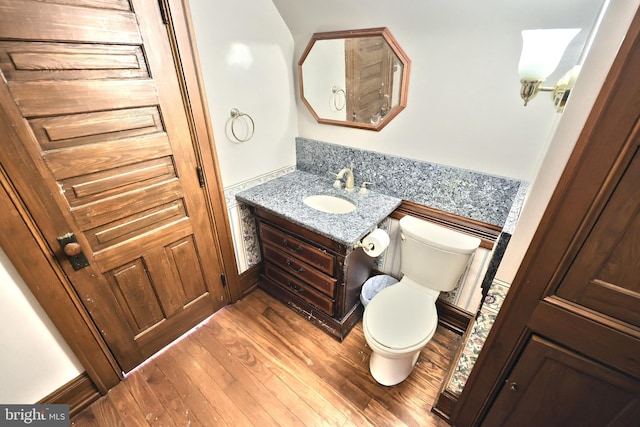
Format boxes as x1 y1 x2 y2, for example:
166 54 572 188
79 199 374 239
0 248 83 403
188 0 298 188
496 0 640 283
273 0 605 183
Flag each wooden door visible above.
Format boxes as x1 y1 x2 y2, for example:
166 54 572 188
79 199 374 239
452 9 640 427
482 337 640 427
554 146 640 327
345 36 394 124
0 0 228 372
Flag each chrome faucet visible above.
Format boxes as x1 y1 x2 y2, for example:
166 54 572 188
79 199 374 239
336 167 355 191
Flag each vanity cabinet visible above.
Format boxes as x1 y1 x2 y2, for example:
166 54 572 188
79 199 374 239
254 208 374 340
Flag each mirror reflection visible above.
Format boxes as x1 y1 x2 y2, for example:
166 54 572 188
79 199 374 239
298 27 410 131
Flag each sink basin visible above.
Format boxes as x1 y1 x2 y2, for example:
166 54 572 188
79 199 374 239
303 194 356 214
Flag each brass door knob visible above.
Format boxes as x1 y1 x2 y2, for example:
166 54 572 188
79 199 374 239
63 242 82 257
57 233 89 270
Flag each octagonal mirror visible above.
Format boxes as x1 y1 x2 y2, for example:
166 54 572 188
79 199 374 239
298 27 411 131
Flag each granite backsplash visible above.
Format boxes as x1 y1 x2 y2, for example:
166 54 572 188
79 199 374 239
296 137 527 229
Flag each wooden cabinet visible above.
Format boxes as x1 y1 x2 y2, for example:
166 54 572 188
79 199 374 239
254 208 374 340
482 336 640 427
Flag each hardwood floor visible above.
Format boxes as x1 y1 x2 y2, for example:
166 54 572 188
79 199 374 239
71 289 460 426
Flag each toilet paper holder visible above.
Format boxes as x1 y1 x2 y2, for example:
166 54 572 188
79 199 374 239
353 228 390 257
354 240 375 251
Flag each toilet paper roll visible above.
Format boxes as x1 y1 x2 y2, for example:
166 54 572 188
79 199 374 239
361 228 390 257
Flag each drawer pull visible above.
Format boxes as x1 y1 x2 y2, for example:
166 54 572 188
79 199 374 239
286 259 305 273
287 280 304 292
282 239 303 253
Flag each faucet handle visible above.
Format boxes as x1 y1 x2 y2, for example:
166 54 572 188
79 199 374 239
359 181 374 195
328 172 342 189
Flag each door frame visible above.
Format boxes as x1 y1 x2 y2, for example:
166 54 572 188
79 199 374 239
451 8 640 426
0 0 241 393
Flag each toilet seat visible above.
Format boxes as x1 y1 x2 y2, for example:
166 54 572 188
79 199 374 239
364 283 438 351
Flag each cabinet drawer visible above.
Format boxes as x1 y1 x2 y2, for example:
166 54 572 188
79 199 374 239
264 263 335 315
263 244 336 297
259 222 335 275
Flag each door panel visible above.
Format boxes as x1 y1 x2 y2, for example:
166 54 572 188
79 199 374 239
0 0 227 372
110 260 166 332
482 336 640 427
10 80 159 117
345 37 394 123
0 1 140 44
528 301 640 379
0 42 149 82
557 147 640 327
29 107 163 151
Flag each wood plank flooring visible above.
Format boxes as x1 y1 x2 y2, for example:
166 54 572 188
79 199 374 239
71 289 460 426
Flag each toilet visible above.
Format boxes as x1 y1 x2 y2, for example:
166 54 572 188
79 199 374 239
363 215 481 386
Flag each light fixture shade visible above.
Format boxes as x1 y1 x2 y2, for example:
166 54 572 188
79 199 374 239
518 28 581 80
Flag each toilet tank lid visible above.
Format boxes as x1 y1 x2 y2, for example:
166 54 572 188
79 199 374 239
399 216 481 254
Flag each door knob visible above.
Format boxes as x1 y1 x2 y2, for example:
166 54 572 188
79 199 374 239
57 233 89 270
63 242 82 257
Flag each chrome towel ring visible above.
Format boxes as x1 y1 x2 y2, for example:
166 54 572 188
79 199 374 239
331 86 346 111
229 108 255 143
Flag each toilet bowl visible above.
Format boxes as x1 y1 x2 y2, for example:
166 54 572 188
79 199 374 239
363 216 480 386
363 278 439 385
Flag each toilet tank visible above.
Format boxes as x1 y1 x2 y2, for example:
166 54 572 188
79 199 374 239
399 216 481 292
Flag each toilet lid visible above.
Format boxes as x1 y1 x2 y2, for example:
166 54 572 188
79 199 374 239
364 284 438 351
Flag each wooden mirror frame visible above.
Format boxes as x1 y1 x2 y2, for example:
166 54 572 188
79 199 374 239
298 27 411 131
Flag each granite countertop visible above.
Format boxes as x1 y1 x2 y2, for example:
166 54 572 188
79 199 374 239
236 170 402 246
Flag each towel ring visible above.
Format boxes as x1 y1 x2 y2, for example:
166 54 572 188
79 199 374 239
331 86 346 111
230 108 255 143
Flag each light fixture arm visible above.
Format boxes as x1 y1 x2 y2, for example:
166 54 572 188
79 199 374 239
520 80 554 106
519 64 581 111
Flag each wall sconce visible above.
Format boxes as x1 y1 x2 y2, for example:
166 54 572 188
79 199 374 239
518 28 581 111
